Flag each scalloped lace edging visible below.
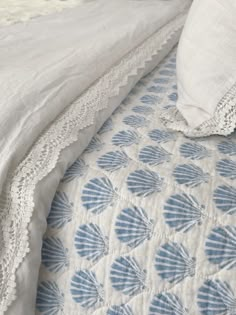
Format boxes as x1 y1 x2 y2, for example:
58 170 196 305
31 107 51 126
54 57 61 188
0 14 186 313
161 82 236 137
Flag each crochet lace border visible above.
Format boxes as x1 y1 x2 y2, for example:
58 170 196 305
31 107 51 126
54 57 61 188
161 83 236 137
0 14 186 313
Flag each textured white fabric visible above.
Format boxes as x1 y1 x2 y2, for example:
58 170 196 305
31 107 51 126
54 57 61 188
162 0 236 136
0 0 86 26
0 9 189 314
0 0 190 196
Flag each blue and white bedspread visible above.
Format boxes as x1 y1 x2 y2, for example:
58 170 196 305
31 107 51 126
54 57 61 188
36 49 236 315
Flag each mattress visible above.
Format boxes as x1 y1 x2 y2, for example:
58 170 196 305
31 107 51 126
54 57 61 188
36 48 236 315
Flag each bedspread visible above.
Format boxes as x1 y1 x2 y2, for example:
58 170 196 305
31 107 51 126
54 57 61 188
36 48 236 315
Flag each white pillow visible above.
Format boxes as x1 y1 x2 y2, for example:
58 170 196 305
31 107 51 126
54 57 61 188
162 0 236 137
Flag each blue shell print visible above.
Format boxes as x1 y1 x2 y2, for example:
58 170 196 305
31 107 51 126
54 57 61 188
115 206 154 248
123 115 149 128
148 129 175 143
140 95 161 105
112 130 140 147
81 177 117 214
97 151 130 172
164 193 205 232
164 63 176 69
85 136 104 153
71 270 104 308
149 292 188 315
205 226 236 270
180 142 210 160
132 105 154 116
159 70 175 76
107 304 134 315
62 158 88 183
168 92 178 102
110 256 146 296
127 169 163 197
74 223 108 262
173 164 209 188
98 118 113 134
216 159 236 180
153 78 169 84
213 185 236 215
155 242 196 284
198 280 236 315
36 281 64 315
42 237 69 273
147 86 167 94
47 191 73 229
217 140 236 156
139 145 171 165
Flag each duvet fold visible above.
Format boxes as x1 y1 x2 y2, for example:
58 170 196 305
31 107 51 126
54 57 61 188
0 0 188 194
0 0 191 313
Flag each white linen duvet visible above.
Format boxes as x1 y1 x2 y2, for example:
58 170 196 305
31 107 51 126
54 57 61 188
0 1 191 314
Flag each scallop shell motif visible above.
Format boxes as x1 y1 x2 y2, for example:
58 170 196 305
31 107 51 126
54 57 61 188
97 151 130 172
115 206 154 248
213 185 236 215
36 281 64 315
198 280 236 315
147 86 167 94
112 130 140 147
74 223 109 262
216 159 236 179
62 158 88 183
98 118 113 135
85 136 104 153
42 237 69 273
217 140 236 156
173 164 209 187
159 70 175 76
139 145 171 165
110 256 146 296
71 270 104 308
164 193 205 232
180 142 210 160
132 106 154 116
47 191 73 229
155 242 196 284
127 169 163 197
153 78 169 84
123 115 149 129
148 129 175 143
82 177 117 214
205 226 236 270
164 63 176 69
168 92 178 102
149 292 188 315
140 95 161 105
107 305 134 315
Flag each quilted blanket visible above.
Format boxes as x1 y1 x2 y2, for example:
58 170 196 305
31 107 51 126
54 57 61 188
36 48 236 315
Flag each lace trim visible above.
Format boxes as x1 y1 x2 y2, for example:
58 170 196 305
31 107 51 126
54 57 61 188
0 14 186 312
161 82 236 137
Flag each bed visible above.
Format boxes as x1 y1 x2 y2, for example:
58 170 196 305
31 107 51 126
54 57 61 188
36 49 236 314
0 1 235 315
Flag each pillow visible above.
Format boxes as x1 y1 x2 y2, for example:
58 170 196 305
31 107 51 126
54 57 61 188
162 0 236 137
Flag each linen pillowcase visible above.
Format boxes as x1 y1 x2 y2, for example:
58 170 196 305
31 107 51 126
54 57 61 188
162 0 236 137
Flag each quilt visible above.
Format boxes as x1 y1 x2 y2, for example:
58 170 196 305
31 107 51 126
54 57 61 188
36 48 236 315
